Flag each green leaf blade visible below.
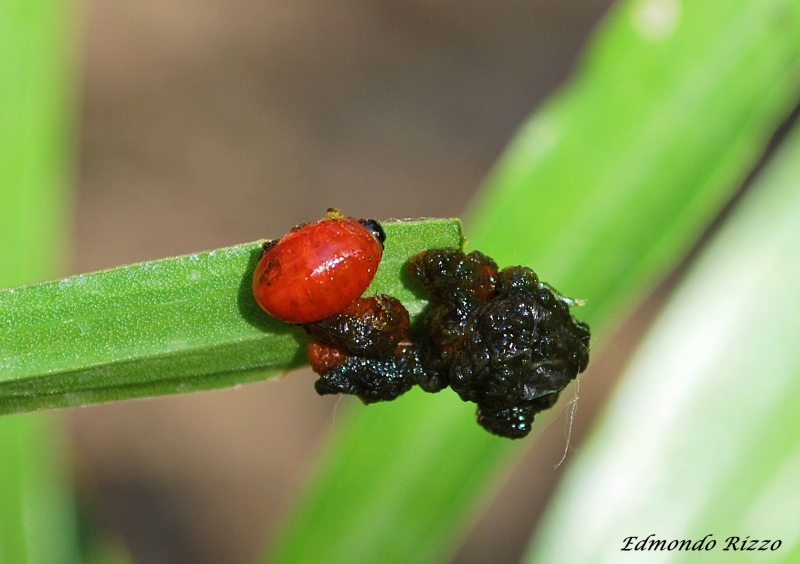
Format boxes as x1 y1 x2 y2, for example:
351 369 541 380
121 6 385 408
1 0 83 559
527 108 800 564
469 0 800 332
0 219 463 414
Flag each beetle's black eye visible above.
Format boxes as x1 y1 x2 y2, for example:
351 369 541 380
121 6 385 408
362 219 386 249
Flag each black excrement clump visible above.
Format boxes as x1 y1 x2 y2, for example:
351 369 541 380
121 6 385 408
305 248 591 439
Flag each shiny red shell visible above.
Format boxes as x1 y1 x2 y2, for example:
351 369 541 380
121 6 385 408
252 216 384 323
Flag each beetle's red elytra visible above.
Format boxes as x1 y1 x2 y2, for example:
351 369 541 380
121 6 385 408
252 209 386 323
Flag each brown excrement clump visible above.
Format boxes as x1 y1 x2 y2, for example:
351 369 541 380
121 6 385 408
305 248 590 439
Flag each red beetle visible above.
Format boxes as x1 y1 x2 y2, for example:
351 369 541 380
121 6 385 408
252 209 386 323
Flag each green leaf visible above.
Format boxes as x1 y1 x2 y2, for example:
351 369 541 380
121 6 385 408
0 0 75 287
0 219 463 415
265 1 800 563
1 0 82 561
0 415 80 564
526 101 800 564
470 0 800 334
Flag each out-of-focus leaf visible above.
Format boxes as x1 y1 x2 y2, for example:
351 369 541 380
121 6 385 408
1 0 81 560
0 0 75 285
471 0 800 333
265 1 800 563
0 415 80 564
0 220 463 415
527 111 800 564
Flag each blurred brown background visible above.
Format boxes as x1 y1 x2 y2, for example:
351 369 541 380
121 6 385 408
69 1 620 563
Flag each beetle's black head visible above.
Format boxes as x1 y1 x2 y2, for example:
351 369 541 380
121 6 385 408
360 219 386 249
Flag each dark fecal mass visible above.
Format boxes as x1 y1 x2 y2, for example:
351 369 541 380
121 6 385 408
408 249 590 438
306 294 410 360
305 296 420 403
306 248 591 439
313 346 423 404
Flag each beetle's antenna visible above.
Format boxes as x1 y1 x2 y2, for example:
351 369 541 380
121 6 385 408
331 394 345 427
554 380 580 469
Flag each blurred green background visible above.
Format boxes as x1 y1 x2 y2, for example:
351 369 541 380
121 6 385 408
3 0 800 563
